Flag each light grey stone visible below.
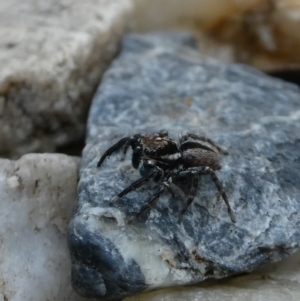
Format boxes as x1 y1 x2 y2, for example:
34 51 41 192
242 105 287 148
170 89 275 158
0 154 87 301
0 0 133 158
69 33 300 300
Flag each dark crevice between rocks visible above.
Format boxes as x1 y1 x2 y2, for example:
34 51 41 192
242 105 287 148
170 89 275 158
56 137 86 157
268 70 300 87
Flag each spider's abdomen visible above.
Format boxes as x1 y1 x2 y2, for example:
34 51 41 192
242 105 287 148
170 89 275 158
181 148 221 170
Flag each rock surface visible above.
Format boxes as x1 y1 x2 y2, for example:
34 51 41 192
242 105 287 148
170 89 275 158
0 0 132 158
69 33 300 300
125 248 300 301
0 154 87 301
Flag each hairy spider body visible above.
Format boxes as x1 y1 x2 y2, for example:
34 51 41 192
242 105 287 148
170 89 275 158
96 130 235 223
181 145 221 170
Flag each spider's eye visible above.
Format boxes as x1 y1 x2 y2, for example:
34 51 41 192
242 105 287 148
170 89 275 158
144 148 150 155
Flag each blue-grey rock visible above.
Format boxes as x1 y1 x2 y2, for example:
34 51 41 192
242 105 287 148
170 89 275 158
68 33 300 300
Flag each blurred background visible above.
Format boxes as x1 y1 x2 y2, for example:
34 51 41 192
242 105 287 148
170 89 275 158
1 0 300 159
134 0 300 84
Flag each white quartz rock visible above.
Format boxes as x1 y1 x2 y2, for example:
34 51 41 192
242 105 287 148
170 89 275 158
0 0 133 158
0 154 87 301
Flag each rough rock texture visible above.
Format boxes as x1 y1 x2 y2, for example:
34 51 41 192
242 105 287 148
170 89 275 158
0 0 132 158
0 154 87 301
68 33 300 300
125 248 300 301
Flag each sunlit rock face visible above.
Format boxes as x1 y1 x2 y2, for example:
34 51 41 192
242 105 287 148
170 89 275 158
68 33 300 300
0 0 132 158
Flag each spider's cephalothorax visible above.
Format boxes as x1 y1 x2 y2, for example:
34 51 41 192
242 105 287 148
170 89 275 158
96 130 235 223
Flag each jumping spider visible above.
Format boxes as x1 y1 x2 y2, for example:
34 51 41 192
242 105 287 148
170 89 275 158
96 130 235 223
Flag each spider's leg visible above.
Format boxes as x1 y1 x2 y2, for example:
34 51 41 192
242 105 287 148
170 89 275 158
167 182 186 202
204 168 235 222
97 137 131 168
180 133 228 155
178 167 235 223
178 176 199 223
120 140 131 161
110 168 161 204
130 184 167 222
